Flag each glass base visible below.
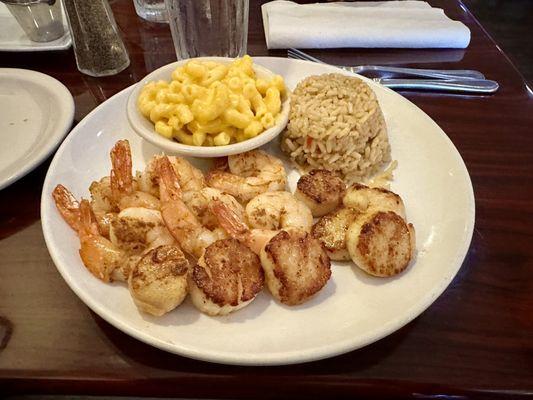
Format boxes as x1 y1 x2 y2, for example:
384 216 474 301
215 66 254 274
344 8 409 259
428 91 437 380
133 3 168 23
76 58 130 77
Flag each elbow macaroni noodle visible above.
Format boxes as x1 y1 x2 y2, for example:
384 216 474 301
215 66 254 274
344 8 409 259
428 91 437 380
137 55 286 146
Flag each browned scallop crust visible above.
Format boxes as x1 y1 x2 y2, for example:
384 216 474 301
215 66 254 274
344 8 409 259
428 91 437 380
343 183 405 218
111 217 157 253
262 231 331 305
351 211 414 277
296 169 346 204
130 245 189 290
351 183 402 200
311 208 360 259
128 245 189 316
192 239 264 306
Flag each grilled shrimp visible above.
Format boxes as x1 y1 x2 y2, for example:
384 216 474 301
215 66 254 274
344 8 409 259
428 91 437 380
346 211 416 277
182 187 245 230
212 201 331 306
77 200 125 282
295 170 346 217
89 176 114 214
52 184 81 232
137 154 206 198
189 238 264 316
88 177 116 237
88 140 135 216
206 150 287 204
210 200 278 254
89 140 160 236
157 156 224 259
157 157 264 315
245 191 313 232
128 245 190 316
110 140 161 211
53 185 125 282
343 183 406 219
311 207 360 261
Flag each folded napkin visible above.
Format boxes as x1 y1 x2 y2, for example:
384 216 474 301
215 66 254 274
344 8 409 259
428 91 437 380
262 1 471 49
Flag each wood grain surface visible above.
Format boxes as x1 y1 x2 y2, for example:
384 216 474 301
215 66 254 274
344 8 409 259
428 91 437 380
1 0 532 398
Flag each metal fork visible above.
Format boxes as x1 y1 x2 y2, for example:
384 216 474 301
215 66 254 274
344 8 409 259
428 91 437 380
371 77 499 93
288 48 486 80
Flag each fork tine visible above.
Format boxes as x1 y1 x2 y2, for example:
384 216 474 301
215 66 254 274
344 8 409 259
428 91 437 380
287 49 308 61
288 53 309 62
288 48 312 61
288 48 324 64
288 48 325 64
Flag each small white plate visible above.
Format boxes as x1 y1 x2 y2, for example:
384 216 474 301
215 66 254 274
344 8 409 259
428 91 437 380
126 57 290 158
41 57 474 366
0 3 71 52
0 68 74 190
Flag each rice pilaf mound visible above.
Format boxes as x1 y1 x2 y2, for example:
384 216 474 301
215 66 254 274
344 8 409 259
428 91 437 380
281 73 391 184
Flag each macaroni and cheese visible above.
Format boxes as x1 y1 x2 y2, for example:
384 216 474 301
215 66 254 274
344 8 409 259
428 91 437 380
137 56 286 146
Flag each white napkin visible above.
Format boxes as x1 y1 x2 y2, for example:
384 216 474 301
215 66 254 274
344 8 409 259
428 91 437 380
262 1 471 49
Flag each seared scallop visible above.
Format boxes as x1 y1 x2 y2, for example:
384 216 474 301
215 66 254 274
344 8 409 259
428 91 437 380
128 245 190 316
311 207 360 261
343 183 406 219
245 191 313 232
294 169 346 217
109 207 165 253
189 238 264 316
260 230 331 305
109 207 176 281
346 211 416 277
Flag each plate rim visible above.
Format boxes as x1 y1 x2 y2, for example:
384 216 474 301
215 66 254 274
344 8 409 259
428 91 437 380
41 57 475 365
0 67 75 190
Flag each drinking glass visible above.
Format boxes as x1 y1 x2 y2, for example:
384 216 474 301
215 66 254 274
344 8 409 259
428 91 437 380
164 0 249 59
133 0 168 23
2 0 65 42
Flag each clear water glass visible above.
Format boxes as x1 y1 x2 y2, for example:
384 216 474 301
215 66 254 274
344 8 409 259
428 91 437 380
164 0 249 59
133 0 168 23
2 0 65 42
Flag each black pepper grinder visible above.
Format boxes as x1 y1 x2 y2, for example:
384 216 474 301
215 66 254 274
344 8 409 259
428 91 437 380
62 0 130 77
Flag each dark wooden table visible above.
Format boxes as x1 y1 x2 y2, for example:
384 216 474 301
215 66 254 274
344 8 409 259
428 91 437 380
1 0 532 398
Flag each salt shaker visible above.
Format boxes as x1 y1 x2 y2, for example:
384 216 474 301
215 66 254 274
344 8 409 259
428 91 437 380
62 0 130 77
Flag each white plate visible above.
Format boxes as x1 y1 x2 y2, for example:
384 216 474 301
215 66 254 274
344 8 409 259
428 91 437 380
0 3 71 52
41 57 475 366
0 68 74 190
126 57 290 158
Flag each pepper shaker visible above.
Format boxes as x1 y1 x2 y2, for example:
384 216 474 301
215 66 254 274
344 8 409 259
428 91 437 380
62 0 130 77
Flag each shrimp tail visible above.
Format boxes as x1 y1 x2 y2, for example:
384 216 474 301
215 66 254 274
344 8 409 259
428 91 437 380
78 199 120 282
157 156 182 202
52 184 82 233
110 139 133 202
210 200 249 241
79 199 100 237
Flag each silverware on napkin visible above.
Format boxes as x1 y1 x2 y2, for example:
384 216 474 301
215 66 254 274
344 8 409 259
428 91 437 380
288 48 499 93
